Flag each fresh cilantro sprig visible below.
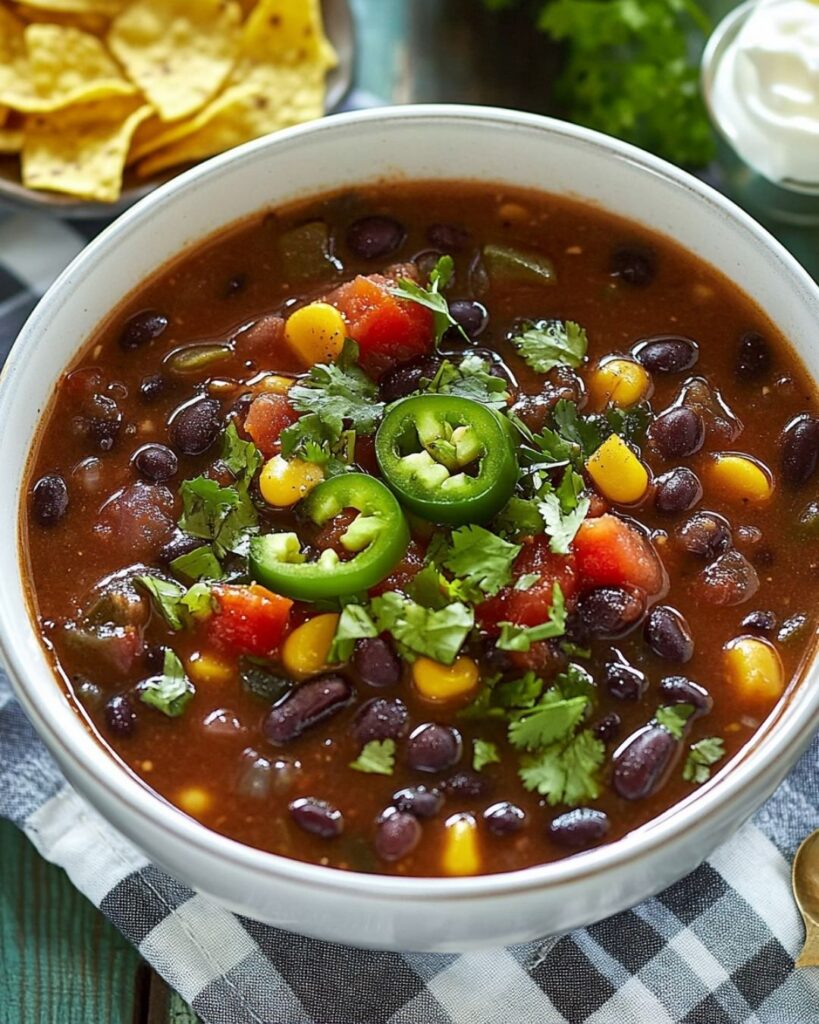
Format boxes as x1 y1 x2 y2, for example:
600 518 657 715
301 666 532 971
287 338 382 436
538 467 591 555
683 736 725 784
137 576 215 631
473 739 501 772
370 591 474 665
350 739 396 775
140 649 194 718
425 354 510 409
178 476 257 559
510 319 588 374
655 703 695 740
327 601 379 663
442 525 521 599
519 729 605 805
388 256 469 346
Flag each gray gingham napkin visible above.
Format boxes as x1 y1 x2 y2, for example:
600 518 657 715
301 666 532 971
3 110 819 1023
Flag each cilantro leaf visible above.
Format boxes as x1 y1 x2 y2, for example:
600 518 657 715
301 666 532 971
425 354 510 409
137 575 214 630
288 338 382 436
387 256 468 346
180 582 215 619
221 422 262 483
508 692 589 751
537 468 590 555
473 739 501 772
655 703 695 740
496 582 566 651
327 602 378 663
170 545 224 582
406 564 450 610
442 525 521 598
350 738 396 776
370 591 474 664
510 319 588 374
519 729 605 805
605 405 652 447
515 573 540 591
552 399 607 458
554 663 596 701
495 671 544 709
279 414 354 472
493 496 545 539
178 476 257 558
683 736 725 784
140 649 194 718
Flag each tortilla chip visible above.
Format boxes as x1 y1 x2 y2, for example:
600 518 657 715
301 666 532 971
0 106 7 128
243 0 336 68
0 17 136 113
9 4 111 34
22 96 151 200
0 127 24 153
107 0 242 122
14 0 124 14
136 61 324 177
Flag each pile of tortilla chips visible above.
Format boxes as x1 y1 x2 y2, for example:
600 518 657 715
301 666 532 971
0 0 337 202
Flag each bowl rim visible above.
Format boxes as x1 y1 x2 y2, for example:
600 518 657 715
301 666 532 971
4 103 819 902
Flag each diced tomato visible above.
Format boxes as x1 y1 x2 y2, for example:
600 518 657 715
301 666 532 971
369 539 426 597
477 537 577 633
209 584 293 657
244 393 299 457
574 514 665 595
508 640 566 676
325 268 434 377
313 508 358 560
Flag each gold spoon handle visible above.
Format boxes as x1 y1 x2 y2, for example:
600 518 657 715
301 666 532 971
797 921 819 968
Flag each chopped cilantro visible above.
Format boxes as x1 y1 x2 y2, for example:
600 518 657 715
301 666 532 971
442 525 521 599
538 467 590 555
137 576 185 631
683 736 726 784
170 544 224 582
178 475 257 558
655 703 695 741
327 602 379 663
407 564 450 610
279 414 354 471
425 354 510 409
552 399 607 459
555 663 596 700
387 256 468 346
140 649 194 718
473 739 502 772
514 573 540 591
350 738 396 775
510 319 588 374
370 591 474 665
287 338 382 436
221 422 262 482
493 496 545 538
508 692 589 751
495 671 544 709
519 729 605 805
496 582 566 651
180 582 215 619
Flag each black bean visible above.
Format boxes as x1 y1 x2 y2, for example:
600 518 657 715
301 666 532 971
105 694 137 737
426 223 471 251
158 529 204 565
603 653 647 701
447 300 488 339
675 511 732 560
697 550 759 606
82 393 122 452
379 356 441 404
442 771 488 798
392 785 443 819
632 335 698 374
484 801 526 836
736 331 771 380
352 636 402 688
119 310 168 351
594 712 621 743
138 374 168 403
406 723 462 773
346 216 405 260
263 675 353 745
132 444 178 483
781 414 819 487
549 808 610 848
32 474 68 526
654 467 702 515
741 610 777 635
374 811 422 861
351 698 408 744
610 245 656 286
612 725 678 800
578 586 645 638
658 675 713 718
649 406 704 459
645 605 694 663
289 797 343 838
168 397 221 455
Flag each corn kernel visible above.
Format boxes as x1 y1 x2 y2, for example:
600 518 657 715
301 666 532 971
588 358 651 409
413 656 479 702
586 433 649 504
177 786 212 818
709 454 773 503
285 302 346 366
282 613 340 679
724 636 784 705
256 374 293 395
259 455 323 507
442 813 480 876
186 652 233 686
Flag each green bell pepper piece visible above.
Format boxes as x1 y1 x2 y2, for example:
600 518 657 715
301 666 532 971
249 473 409 600
375 394 519 526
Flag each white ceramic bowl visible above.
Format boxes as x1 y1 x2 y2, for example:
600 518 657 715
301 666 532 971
2 106 818 953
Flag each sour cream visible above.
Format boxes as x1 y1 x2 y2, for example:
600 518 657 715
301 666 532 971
709 0 819 187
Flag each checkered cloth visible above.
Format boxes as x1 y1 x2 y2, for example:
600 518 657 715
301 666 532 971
2 122 819 1023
